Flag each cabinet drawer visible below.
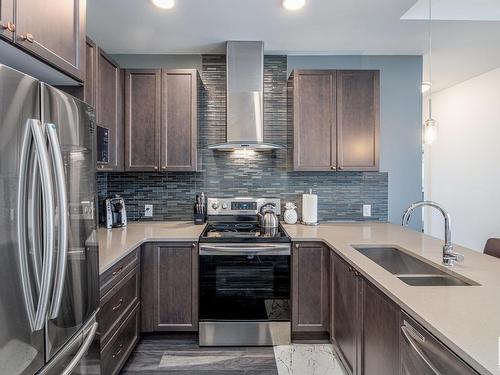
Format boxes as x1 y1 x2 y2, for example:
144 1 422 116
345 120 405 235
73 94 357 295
100 249 140 297
101 303 140 375
99 267 140 345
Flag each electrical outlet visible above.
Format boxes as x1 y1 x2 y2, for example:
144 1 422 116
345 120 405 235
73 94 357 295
363 204 372 217
145 204 153 217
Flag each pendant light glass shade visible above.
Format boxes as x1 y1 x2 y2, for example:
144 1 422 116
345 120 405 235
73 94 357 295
424 117 438 144
424 98 437 144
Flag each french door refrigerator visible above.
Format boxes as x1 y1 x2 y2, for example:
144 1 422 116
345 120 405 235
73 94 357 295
0 64 101 374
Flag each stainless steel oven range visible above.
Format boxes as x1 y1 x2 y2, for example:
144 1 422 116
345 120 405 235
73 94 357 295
198 197 291 346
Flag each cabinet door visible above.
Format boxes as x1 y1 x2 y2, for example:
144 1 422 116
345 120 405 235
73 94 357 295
337 70 379 171
14 0 85 81
361 278 399 375
0 0 14 41
97 50 123 171
124 69 161 172
141 243 198 332
160 69 197 171
84 37 97 108
333 253 359 375
292 243 330 334
293 70 336 171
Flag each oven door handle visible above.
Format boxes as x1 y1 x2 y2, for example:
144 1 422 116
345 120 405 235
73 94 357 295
199 244 290 256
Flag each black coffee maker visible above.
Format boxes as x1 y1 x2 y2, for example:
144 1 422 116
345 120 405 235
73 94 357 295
103 195 127 229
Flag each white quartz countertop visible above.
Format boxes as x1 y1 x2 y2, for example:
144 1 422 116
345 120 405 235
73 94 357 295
98 221 204 274
99 220 500 374
283 222 500 375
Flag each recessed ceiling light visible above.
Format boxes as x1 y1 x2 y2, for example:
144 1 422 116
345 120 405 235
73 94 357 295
151 0 175 9
282 0 305 11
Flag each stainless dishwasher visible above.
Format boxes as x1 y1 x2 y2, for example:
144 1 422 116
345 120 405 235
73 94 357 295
400 312 478 375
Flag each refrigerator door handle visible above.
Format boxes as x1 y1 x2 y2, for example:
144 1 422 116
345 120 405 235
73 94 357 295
18 119 38 330
28 152 43 294
30 119 57 330
17 119 56 332
60 322 98 375
46 123 69 319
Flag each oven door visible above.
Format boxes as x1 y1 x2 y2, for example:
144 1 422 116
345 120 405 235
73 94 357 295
199 244 291 321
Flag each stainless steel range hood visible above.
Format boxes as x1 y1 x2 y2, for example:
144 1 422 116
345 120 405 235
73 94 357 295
208 41 283 151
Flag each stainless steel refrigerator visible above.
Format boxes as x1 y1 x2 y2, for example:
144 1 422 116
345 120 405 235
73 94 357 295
0 64 101 374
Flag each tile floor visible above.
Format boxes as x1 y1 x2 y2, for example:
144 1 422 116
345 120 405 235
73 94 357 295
120 335 346 375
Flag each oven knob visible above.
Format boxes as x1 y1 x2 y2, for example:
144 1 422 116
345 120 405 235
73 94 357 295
211 201 220 210
222 203 228 210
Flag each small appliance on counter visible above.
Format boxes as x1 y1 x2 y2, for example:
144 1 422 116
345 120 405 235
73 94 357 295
198 197 291 347
103 195 127 229
193 192 207 224
302 189 318 225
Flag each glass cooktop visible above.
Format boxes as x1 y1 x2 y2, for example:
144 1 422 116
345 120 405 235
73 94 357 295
199 222 291 243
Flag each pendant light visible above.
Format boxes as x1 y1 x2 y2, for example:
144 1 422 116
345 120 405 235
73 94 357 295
424 0 438 145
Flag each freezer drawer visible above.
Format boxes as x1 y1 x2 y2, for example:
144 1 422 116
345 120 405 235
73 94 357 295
400 312 478 375
39 314 100 375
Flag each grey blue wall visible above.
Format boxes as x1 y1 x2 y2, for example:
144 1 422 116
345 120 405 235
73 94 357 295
287 56 423 228
98 55 392 222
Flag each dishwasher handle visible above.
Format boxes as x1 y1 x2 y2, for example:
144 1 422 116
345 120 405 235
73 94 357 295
401 321 441 375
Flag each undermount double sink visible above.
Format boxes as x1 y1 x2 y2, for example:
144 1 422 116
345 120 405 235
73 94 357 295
352 246 479 287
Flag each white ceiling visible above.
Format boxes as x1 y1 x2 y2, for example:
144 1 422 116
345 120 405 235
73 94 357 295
87 0 500 91
402 0 500 21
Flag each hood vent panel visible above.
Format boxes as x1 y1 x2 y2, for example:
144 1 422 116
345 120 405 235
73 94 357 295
208 41 283 151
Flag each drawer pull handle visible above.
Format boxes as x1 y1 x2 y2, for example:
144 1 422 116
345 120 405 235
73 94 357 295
112 299 123 311
1 21 15 32
112 266 123 276
112 344 123 358
20 33 34 43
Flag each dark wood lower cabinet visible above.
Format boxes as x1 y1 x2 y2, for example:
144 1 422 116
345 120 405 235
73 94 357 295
332 251 400 375
292 242 330 335
333 253 360 375
361 278 400 375
101 303 140 375
141 242 198 332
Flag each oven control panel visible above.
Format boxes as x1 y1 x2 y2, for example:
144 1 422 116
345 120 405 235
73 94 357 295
207 198 281 216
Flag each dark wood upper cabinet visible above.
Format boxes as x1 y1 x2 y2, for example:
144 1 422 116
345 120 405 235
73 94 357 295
292 242 330 334
84 37 97 108
97 49 124 171
333 253 360 375
123 69 198 172
337 70 380 171
290 69 379 172
14 0 85 81
124 69 161 172
160 69 198 171
141 243 198 332
361 277 400 375
292 70 336 171
0 0 14 41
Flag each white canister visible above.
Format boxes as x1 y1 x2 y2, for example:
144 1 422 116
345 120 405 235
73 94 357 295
302 189 318 225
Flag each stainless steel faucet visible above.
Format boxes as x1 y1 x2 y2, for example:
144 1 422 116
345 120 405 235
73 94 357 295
402 201 464 266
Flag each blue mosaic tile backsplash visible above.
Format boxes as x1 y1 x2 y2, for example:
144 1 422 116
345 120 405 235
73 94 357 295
98 55 388 222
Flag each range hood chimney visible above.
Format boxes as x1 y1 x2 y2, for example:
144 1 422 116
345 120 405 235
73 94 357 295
208 41 283 151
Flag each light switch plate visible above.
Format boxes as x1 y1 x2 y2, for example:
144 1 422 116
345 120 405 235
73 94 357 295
363 204 372 217
145 204 153 217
